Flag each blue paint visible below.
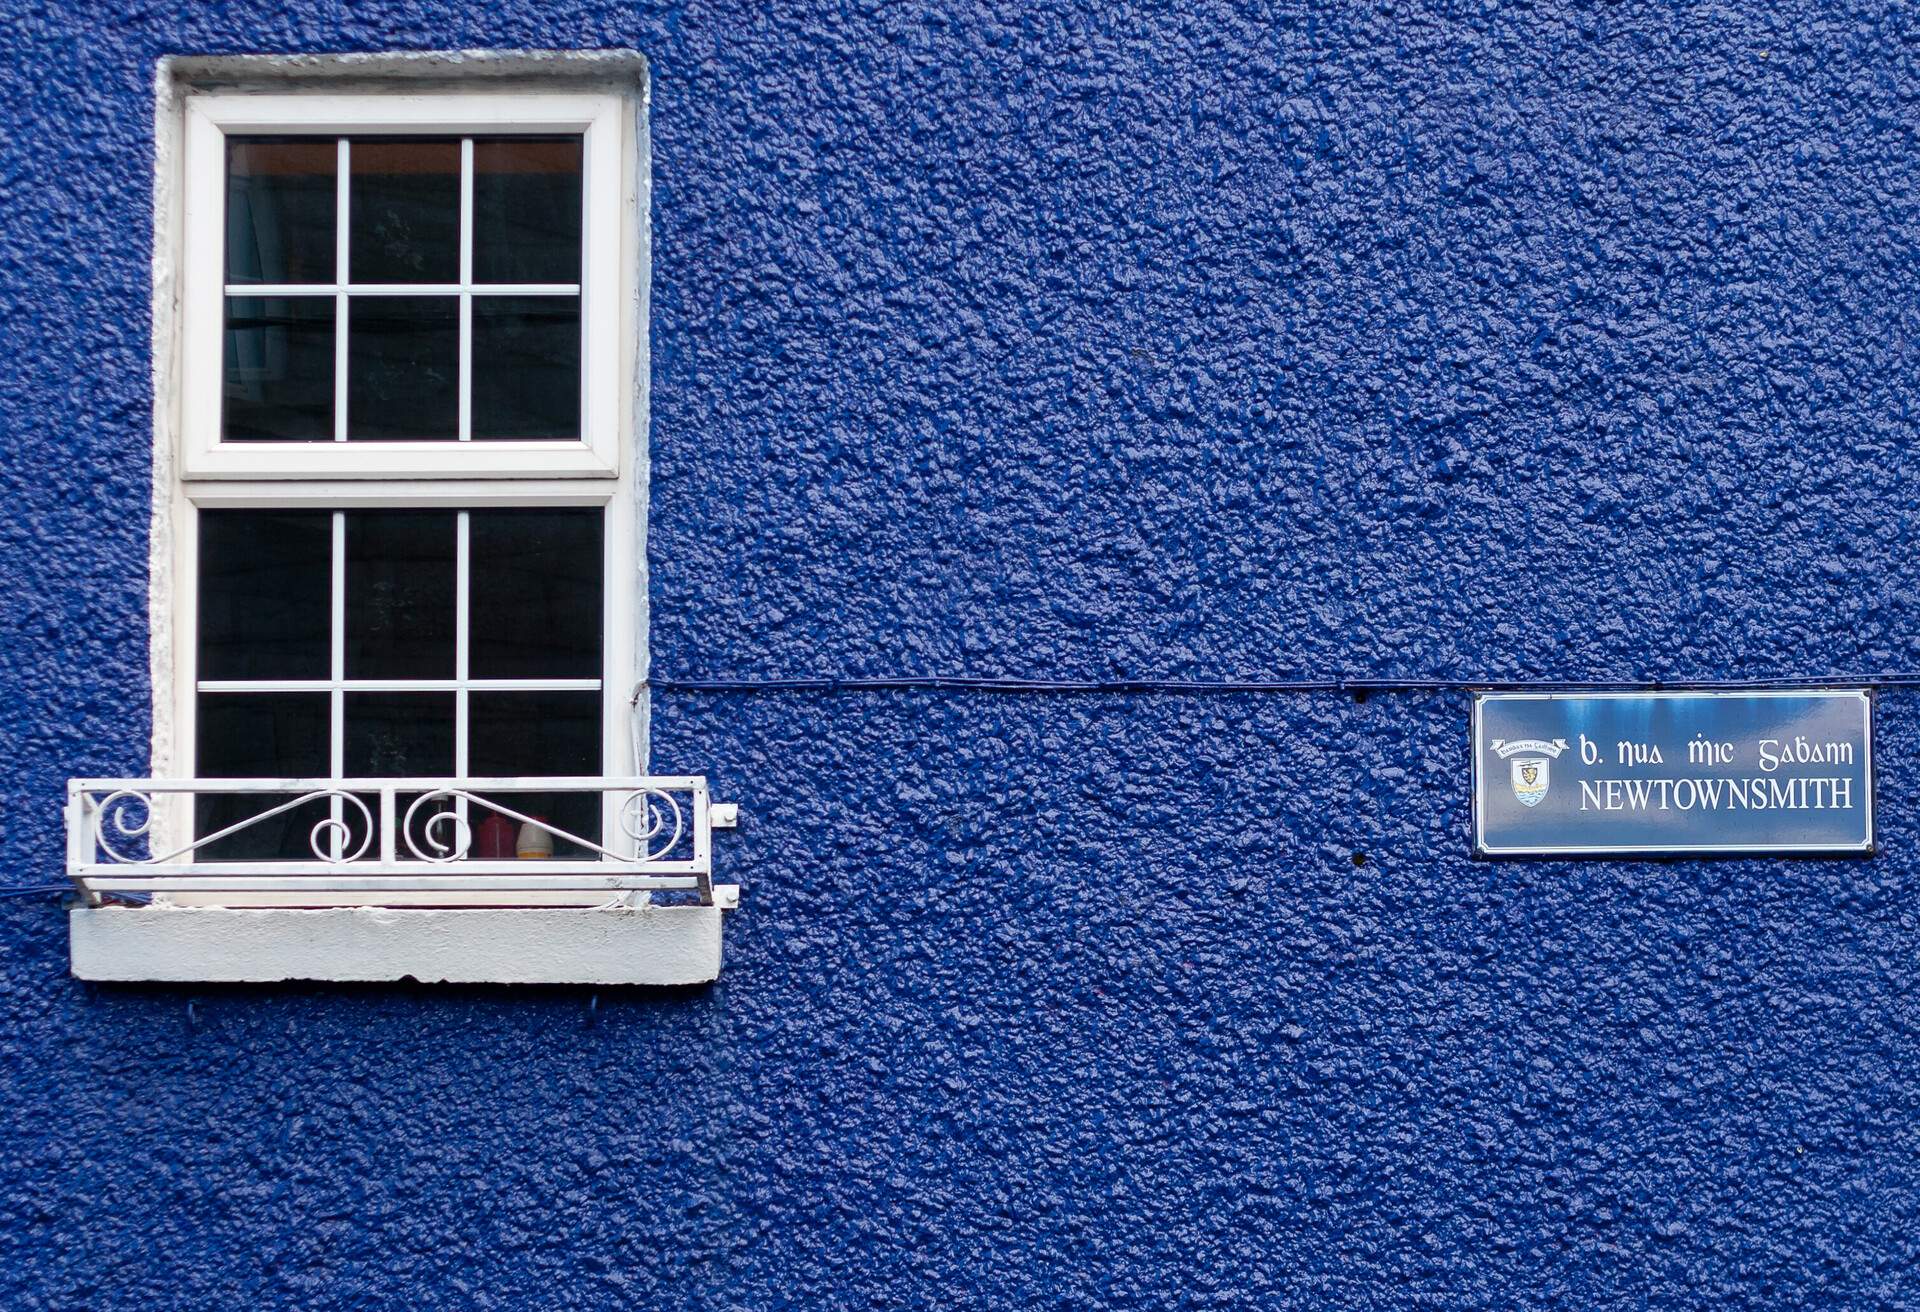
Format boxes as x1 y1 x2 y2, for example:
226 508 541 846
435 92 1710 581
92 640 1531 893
3 3 1920 1307
1474 691 1873 854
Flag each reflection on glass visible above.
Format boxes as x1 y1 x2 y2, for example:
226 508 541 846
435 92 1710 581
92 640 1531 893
349 138 459 283
195 693 331 861
471 297 580 440
226 137 336 285
345 511 456 679
472 137 583 284
223 296 335 440
469 691 603 856
344 693 455 775
198 511 332 680
469 509 603 679
347 297 458 439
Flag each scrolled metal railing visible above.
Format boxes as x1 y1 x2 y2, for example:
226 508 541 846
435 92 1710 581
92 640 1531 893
64 776 739 907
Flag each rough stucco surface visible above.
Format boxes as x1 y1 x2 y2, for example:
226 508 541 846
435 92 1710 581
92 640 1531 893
2 2 1919 1308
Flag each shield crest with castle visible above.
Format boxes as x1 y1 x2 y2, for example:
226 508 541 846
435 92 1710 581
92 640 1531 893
1510 756 1549 807
1491 737 1568 809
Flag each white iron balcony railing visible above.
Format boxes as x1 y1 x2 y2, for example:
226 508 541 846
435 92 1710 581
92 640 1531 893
65 776 739 907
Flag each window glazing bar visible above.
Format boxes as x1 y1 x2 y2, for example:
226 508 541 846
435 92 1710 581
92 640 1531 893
226 284 580 296
196 679 603 692
458 139 474 443
332 138 350 443
328 510 347 856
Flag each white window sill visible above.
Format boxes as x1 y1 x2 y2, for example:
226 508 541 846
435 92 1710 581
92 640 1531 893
70 902 725 985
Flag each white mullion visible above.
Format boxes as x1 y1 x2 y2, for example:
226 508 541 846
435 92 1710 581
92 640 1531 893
334 137 351 443
455 511 471 847
196 678 601 693
231 283 578 296
458 138 474 442
329 512 347 858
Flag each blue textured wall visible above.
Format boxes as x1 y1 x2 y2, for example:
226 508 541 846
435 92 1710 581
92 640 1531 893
4 2 1919 1307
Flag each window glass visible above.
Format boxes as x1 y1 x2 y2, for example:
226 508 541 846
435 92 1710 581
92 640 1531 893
344 693 456 776
469 509 603 679
218 133 585 444
468 691 602 776
349 138 460 284
471 297 581 440
192 508 607 853
472 136 582 284
222 296 334 440
199 510 332 680
194 692 331 861
347 297 459 439
469 691 603 856
343 692 456 862
344 511 458 679
226 138 335 284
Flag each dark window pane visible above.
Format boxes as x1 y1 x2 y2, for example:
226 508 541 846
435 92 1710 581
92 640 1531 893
345 694 456 859
469 692 603 857
195 693 332 862
349 138 459 283
345 511 456 679
470 297 580 440
226 137 336 285
223 296 334 440
198 511 332 680
472 136 582 284
197 693 330 775
347 297 457 439
470 692 601 775
345 693 455 776
469 509 603 679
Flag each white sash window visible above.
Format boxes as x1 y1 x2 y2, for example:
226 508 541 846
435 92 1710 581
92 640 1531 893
66 58 733 983
168 90 641 902
179 93 629 479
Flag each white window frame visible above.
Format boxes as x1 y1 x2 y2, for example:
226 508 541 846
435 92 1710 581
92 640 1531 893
149 68 649 906
164 482 638 906
172 479 638 807
178 90 631 481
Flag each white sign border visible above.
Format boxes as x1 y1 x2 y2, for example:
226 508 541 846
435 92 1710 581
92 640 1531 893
1470 688 1876 858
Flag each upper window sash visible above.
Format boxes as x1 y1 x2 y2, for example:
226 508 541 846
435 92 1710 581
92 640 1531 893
177 91 630 480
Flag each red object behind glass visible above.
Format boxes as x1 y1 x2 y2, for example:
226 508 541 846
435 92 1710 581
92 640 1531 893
474 811 516 859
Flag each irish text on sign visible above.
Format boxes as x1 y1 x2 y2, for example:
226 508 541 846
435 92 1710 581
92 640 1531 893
1472 691 1873 857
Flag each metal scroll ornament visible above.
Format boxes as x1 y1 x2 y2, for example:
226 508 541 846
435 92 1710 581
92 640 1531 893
402 788 686 864
92 788 373 865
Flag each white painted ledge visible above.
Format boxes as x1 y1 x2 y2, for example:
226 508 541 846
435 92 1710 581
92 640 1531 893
70 903 722 985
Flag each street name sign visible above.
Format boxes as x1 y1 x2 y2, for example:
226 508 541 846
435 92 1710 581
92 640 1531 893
1471 690 1873 857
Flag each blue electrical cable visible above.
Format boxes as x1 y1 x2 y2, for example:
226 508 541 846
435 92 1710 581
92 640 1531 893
18 677 1904 903
0 886 150 904
645 673 1920 695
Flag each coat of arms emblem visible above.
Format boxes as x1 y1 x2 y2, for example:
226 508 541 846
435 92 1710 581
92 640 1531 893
1490 737 1568 808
